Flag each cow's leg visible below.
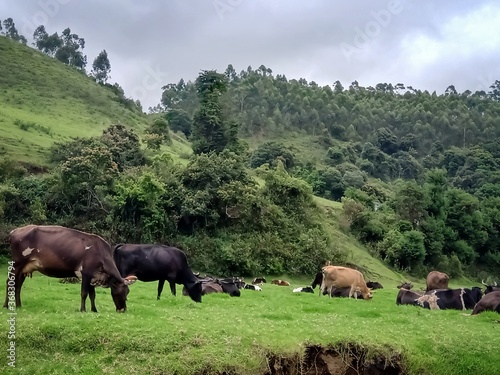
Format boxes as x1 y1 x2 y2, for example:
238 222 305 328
80 275 91 312
349 285 355 299
157 280 165 300
88 285 97 313
3 268 25 308
169 281 176 297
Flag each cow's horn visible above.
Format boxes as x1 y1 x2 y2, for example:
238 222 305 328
481 279 488 286
495 281 498 287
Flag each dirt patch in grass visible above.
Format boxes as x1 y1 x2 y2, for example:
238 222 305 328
264 343 404 375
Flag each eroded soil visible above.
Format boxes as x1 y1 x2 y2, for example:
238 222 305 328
264 343 404 375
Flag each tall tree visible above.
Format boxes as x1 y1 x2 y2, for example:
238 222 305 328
190 70 233 154
91 50 111 84
54 27 87 70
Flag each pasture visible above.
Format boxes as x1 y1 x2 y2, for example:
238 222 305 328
0 267 499 375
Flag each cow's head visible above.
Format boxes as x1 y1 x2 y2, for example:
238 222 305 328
110 276 137 312
363 289 374 300
470 286 483 303
186 280 202 303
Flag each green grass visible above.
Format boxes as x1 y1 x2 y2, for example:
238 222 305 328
0 268 498 375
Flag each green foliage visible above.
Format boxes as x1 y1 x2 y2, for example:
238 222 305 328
91 49 111 84
249 141 295 169
166 109 192 137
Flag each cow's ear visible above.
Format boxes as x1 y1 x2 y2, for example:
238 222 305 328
124 275 138 285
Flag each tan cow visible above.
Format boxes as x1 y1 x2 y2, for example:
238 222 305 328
426 271 449 291
320 266 373 300
271 279 290 286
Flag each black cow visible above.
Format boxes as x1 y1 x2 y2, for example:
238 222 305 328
366 281 383 289
218 279 241 297
396 288 429 307
330 286 363 299
220 277 245 289
471 291 500 315
482 280 500 294
311 271 324 295
244 284 262 291
425 287 483 310
397 282 413 290
113 244 202 303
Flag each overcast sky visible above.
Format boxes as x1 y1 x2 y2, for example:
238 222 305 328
2 0 500 110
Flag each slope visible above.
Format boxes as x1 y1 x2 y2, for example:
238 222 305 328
0 36 177 166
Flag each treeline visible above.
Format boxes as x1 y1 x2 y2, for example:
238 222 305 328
156 65 500 276
0 71 344 276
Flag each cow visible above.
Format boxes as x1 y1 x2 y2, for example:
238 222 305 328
220 277 245 289
182 281 223 296
218 279 241 297
321 266 373 300
252 277 266 284
3 225 137 313
397 282 413 290
330 286 363 299
112 244 202 303
293 286 314 293
426 271 449 291
481 280 500 294
311 271 323 295
271 279 290 286
245 284 262 291
471 291 500 315
366 281 383 289
425 288 483 310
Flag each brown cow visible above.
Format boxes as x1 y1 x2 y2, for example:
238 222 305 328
320 266 373 300
3 225 137 313
426 271 449 291
471 291 500 315
271 279 290 286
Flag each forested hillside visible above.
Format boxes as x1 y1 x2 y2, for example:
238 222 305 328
156 65 500 278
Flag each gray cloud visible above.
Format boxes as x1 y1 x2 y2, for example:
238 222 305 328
1 0 499 109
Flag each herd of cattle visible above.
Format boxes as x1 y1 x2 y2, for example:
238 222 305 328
3 225 500 317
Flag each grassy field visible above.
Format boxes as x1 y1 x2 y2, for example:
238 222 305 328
0 266 498 375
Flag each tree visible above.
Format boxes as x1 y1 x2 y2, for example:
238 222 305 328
54 27 87 70
33 25 62 56
191 70 234 155
3 18 26 44
166 109 192 137
100 124 146 171
91 50 111 84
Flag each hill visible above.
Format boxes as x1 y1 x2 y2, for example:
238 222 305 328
0 36 191 167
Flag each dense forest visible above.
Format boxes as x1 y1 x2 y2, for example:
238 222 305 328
1 18 500 279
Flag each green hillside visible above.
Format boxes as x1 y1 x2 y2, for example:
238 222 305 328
0 36 190 166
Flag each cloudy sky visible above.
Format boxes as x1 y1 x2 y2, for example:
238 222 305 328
2 0 500 109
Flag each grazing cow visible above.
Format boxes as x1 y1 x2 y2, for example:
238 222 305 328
426 271 449 291
245 284 262 291
311 271 325 295
3 225 137 312
293 286 314 293
113 244 202 303
471 291 500 315
481 280 500 294
271 279 290 286
366 281 383 289
321 266 373 300
252 277 266 284
424 287 483 310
